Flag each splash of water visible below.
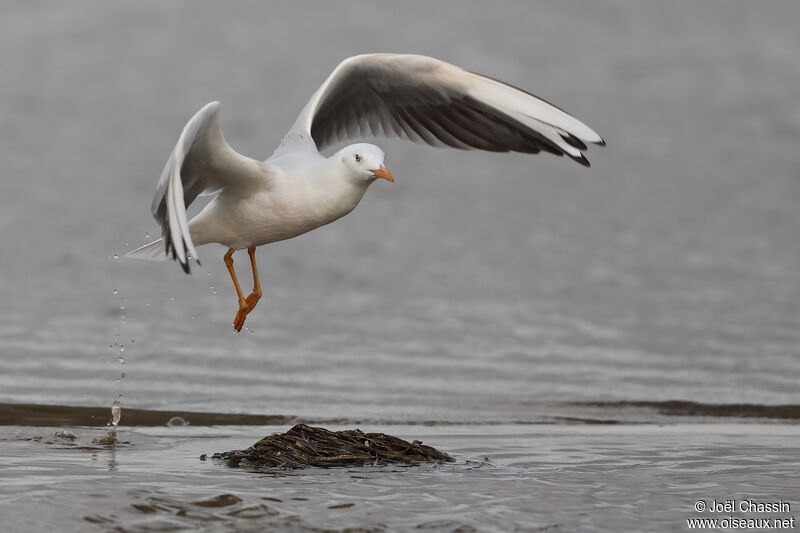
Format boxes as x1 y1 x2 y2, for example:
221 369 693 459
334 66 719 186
108 282 128 429
110 398 122 427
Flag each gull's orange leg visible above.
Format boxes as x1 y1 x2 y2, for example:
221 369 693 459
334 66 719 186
224 248 249 332
244 247 262 311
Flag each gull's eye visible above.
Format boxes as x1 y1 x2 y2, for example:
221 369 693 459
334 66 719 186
354 153 361 163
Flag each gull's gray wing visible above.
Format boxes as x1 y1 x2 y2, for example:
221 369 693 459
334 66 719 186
275 54 604 165
150 101 270 272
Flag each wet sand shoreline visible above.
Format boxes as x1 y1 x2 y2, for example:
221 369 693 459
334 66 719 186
3 400 800 428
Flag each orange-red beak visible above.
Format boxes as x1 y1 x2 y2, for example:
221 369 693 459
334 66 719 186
370 164 394 183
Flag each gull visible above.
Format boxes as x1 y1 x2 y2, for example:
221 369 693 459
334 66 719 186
127 53 604 331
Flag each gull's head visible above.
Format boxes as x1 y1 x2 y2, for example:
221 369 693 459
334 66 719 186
337 143 394 184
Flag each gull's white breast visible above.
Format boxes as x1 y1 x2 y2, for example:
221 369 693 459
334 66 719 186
188 158 369 250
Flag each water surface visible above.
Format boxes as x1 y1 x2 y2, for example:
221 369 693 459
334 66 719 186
3 420 799 532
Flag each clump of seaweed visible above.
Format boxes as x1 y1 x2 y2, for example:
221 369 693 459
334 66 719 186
213 424 453 468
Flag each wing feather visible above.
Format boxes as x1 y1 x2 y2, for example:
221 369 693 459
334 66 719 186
280 54 603 165
150 101 270 273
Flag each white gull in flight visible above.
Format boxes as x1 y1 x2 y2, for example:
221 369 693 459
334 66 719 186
127 53 604 331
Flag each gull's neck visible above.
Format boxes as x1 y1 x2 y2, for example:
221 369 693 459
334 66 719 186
267 148 375 221
283 153 374 229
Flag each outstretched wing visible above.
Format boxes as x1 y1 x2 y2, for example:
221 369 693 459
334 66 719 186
150 101 270 273
279 54 604 165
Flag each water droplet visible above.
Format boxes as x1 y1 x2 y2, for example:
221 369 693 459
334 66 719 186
119 306 125 311
124 242 129 247
167 416 188 427
112 254 119 260
145 232 150 239
112 289 118 295
110 400 122 427
170 297 175 302
118 356 125 363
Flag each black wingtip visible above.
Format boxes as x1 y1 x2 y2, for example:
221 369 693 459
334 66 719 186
166 238 192 274
166 234 194 274
595 138 607 147
572 154 591 168
181 244 194 275
561 133 588 151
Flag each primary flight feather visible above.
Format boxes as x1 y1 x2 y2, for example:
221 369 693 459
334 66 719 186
127 53 604 331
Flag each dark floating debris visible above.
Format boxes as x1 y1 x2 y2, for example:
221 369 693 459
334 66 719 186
213 424 453 468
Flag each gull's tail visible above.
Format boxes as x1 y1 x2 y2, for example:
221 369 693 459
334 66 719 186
125 239 168 262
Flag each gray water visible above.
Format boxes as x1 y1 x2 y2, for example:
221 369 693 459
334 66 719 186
1 1 799 531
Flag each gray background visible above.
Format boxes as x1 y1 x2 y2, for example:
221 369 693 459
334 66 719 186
1 0 799 418
2 2 800 532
